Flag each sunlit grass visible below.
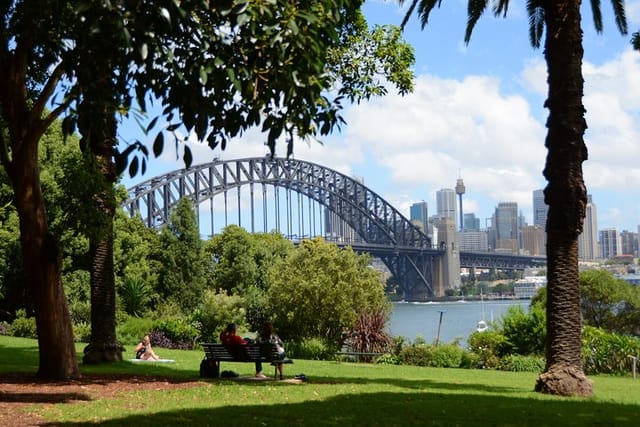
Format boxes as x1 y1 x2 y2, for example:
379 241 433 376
1 336 639 426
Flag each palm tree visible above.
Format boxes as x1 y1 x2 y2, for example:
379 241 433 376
401 0 627 396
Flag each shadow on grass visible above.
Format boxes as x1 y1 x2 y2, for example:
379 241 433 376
41 389 640 427
310 375 524 394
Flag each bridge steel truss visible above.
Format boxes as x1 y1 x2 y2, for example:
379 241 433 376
124 157 440 297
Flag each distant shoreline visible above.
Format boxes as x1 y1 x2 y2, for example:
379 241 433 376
389 295 532 303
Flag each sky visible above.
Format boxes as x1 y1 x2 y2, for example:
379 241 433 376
121 0 640 234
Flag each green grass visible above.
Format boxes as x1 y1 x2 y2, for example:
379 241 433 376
1 336 639 426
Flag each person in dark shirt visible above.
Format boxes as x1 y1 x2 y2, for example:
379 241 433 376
220 323 265 378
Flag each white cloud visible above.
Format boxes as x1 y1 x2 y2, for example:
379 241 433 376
332 73 546 215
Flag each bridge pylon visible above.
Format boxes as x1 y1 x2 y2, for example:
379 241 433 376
432 217 461 297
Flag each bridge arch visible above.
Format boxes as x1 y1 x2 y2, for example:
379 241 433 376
124 157 437 297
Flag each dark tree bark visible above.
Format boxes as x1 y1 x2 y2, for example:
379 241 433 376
9 134 80 380
77 103 123 364
535 0 593 397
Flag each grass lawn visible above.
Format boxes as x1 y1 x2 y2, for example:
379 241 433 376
1 336 639 426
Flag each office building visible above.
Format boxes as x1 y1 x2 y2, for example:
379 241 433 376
436 188 457 221
410 201 429 235
459 230 489 251
463 213 480 231
620 230 638 257
521 225 546 256
533 189 548 229
493 202 519 253
578 195 598 260
599 228 621 260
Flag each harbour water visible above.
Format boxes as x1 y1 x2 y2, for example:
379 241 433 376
388 299 530 346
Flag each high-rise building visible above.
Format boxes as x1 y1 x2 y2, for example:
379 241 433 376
436 188 457 221
410 201 429 235
521 225 546 256
493 202 519 253
463 213 480 231
620 230 638 257
459 230 489 251
600 228 621 260
578 195 598 260
533 189 548 229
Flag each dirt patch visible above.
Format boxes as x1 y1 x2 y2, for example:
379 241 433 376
0 373 202 426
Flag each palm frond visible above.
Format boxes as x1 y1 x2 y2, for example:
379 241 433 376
417 0 443 29
526 0 545 49
493 0 510 17
632 31 640 51
590 0 604 33
400 0 418 30
465 0 489 44
610 0 628 35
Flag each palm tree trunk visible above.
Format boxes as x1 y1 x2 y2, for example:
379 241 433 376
78 103 123 364
535 0 592 396
10 135 80 380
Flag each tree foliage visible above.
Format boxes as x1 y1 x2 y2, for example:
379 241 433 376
156 198 208 311
580 269 640 336
265 237 389 347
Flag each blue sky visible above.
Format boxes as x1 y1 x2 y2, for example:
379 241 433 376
122 1 640 233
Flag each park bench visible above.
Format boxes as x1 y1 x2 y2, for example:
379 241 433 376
200 342 293 379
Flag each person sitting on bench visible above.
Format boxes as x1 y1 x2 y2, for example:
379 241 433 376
220 323 265 378
259 321 286 380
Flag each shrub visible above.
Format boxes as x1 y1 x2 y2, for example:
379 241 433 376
7 309 37 338
0 321 9 335
152 318 199 349
117 316 154 345
467 330 504 369
119 277 152 317
287 338 334 360
69 300 91 325
375 353 400 365
428 344 464 368
582 326 640 375
398 345 431 367
194 289 246 343
498 354 545 372
72 322 92 343
497 304 545 356
343 310 393 362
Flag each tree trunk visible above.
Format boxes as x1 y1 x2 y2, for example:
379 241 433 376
10 135 80 380
78 103 124 364
535 0 592 396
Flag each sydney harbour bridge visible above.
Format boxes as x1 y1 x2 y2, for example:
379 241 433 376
123 157 545 299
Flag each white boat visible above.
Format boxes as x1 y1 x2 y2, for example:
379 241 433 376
476 291 489 332
476 320 489 332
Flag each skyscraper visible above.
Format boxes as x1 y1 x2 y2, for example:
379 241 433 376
463 213 480 231
493 202 519 253
578 195 598 260
410 201 429 235
436 188 457 221
532 189 548 229
521 225 546 256
600 228 621 260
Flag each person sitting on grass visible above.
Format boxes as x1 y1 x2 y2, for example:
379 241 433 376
135 335 160 361
220 323 265 378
